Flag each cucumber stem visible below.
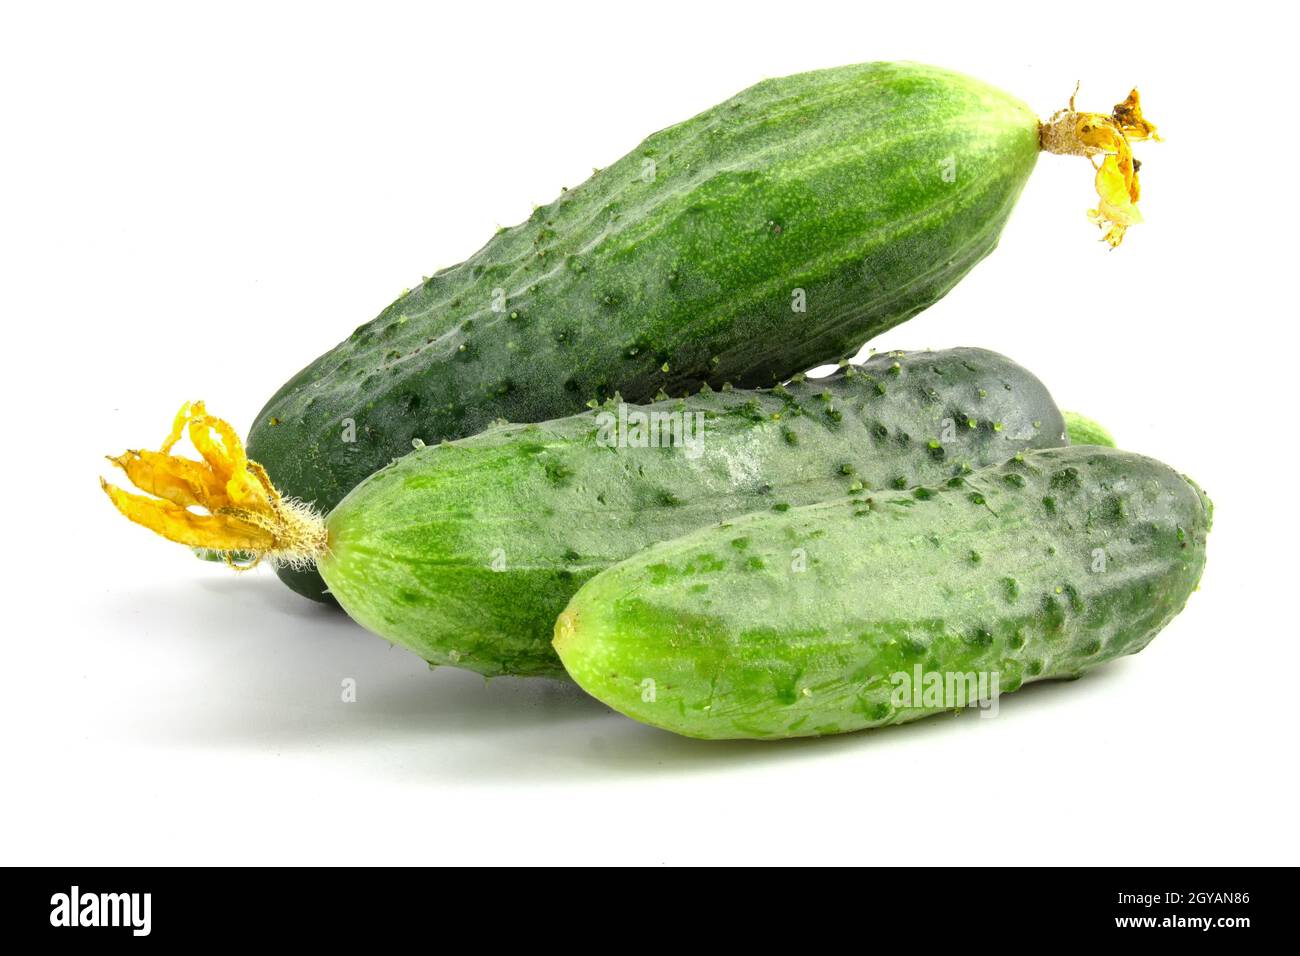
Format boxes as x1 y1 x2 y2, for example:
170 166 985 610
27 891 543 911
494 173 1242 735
1039 87 1159 247
101 402 328 570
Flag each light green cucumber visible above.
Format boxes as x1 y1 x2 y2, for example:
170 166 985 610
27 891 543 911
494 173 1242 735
317 348 1067 677
554 446 1211 739
1064 411 1116 447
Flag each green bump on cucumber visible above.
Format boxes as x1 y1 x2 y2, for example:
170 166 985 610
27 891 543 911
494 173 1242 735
553 446 1211 739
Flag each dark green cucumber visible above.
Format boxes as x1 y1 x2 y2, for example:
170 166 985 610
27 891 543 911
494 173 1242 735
554 446 1211 739
316 348 1066 677
250 62 1042 600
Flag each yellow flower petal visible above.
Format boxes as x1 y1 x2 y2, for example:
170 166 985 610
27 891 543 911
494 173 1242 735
102 403 327 569
101 479 277 553
1040 86 1159 246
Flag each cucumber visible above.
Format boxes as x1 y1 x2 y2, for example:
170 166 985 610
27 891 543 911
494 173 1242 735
249 62 1048 601
1063 410 1116 447
318 348 1067 676
553 446 1211 739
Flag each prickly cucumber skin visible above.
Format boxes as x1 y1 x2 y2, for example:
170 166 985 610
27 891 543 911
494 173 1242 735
554 446 1211 739
1063 411 1116 447
317 348 1066 677
248 61 1042 601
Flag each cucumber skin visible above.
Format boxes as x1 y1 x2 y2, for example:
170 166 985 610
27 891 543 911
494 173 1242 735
1064 411 1116 447
248 62 1042 601
554 447 1211 739
318 348 1066 677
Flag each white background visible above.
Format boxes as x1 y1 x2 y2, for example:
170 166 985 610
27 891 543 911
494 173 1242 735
3 1 1296 866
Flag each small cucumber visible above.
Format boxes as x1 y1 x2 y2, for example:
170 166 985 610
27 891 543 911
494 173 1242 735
1063 411 1116 447
318 348 1067 676
553 446 1211 739
248 63 1156 602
